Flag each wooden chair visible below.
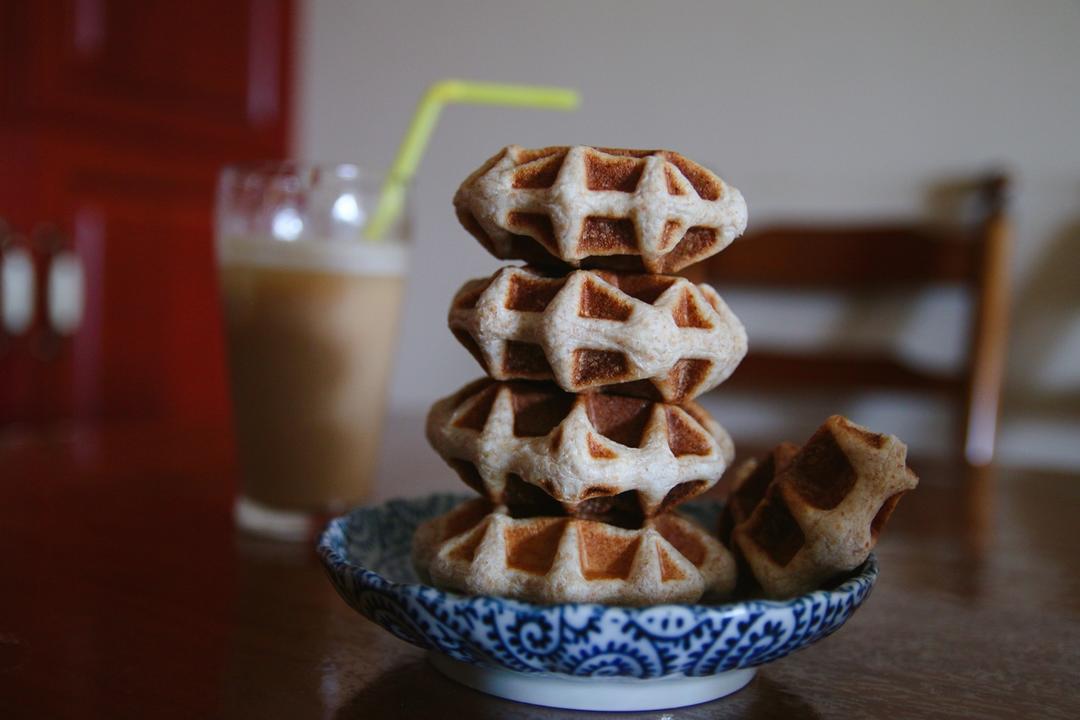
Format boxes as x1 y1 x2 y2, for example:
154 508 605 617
696 175 1010 466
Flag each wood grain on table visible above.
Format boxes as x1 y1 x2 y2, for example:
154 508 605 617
1 423 1077 719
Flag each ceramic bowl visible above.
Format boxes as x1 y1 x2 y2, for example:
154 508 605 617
317 493 877 711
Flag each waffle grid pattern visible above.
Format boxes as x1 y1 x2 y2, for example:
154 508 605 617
454 145 748 273
730 416 919 598
412 498 736 605
427 380 734 519
450 266 747 402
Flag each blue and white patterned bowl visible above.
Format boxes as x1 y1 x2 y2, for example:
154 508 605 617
317 493 878 711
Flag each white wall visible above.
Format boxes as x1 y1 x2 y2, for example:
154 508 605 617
296 0 1080 469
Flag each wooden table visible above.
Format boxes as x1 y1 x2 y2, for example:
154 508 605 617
2 423 1078 719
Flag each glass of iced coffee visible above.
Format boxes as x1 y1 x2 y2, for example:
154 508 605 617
215 163 409 540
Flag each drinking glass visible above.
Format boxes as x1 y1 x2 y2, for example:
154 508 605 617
215 163 409 539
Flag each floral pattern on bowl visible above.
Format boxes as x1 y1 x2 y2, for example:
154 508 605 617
317 493 877 679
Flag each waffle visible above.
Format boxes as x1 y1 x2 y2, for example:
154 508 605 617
731 416 919 598
412 498 736 605
449 266 747 403
454 145 748 273
427 379 734 523
717 442 798 543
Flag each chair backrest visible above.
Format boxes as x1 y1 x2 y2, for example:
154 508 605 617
697 174 1010 465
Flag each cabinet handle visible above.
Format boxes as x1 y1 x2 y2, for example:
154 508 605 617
1 235 36 337
47 250 84 335
29 225 69 361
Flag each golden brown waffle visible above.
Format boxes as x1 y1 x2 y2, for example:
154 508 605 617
731 416 919 598
426 379 734 522
449 266 747 403
454 146 747 273
412 499 736 605
717 442 799 543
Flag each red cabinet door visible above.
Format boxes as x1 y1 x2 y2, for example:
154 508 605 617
0 0 293 425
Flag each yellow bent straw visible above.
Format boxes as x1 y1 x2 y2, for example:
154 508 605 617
364 79 581 241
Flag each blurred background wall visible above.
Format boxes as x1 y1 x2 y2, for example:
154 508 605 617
296 0 1080 469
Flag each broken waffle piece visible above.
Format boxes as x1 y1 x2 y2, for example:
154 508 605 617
449 266 747 402
454 146 748 273
413 498 737 605
426 379 735 522
731 416 918 598
717 441 799 543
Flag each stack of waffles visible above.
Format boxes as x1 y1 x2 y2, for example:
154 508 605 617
414 146 750 605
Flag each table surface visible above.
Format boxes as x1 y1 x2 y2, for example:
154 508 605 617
2 422 1078 719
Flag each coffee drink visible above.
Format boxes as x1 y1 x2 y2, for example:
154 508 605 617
219 235 405 514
